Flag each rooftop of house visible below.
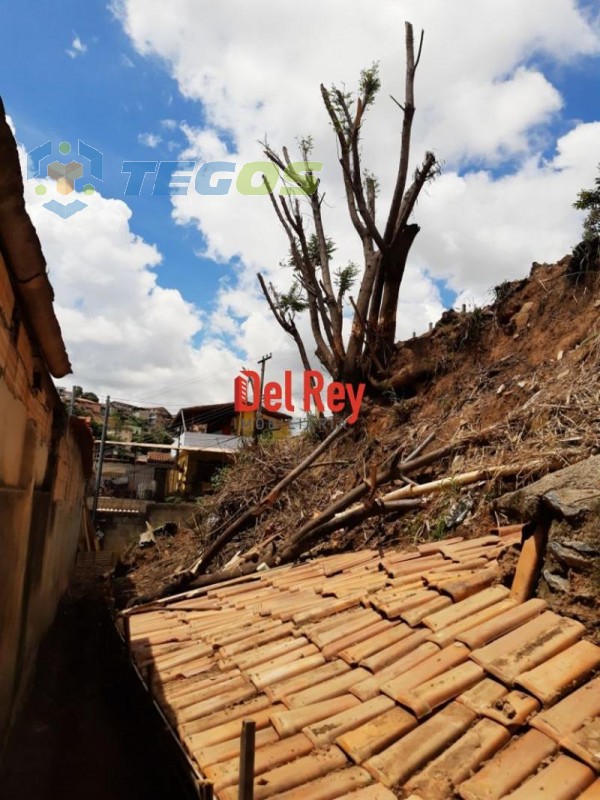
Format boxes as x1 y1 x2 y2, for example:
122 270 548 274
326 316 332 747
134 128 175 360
122 528 600 799
171 403 292 432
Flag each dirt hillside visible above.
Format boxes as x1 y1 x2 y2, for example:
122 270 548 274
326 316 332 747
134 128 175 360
113 255 600 635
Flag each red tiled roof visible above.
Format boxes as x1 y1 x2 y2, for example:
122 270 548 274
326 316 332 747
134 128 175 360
122 529 600 799
147 451 175 463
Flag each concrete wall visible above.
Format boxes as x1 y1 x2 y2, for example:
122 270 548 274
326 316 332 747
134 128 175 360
0 250 90 748
99 502 200 554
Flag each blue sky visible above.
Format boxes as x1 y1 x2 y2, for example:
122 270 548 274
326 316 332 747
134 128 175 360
2 1 600 408
0 0 224 312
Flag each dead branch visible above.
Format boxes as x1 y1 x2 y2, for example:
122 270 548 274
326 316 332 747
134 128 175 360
195 416 351 573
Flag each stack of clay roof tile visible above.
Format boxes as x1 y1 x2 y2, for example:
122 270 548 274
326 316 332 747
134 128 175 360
122 527 600 799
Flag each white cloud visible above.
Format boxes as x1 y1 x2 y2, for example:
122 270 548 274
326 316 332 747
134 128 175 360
66 33 87 59
17 144 250 410
137 131 162 148
111 0 600 339
27 1 600 408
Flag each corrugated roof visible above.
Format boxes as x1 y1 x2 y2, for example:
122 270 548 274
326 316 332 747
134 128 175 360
122 530 600 799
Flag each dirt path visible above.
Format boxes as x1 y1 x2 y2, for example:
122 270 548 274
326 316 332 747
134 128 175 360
0 594 193 800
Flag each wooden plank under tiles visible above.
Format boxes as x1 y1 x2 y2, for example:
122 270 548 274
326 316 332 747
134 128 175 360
456 597 548 650
271 766 373 800
204 732 314 792
265 659 350 703
363 702 477 788
392 661 485 719
221 746 349 800
270 695 360 738
282 666 370 709
457 729 558 800
352 642 441 702
303 695 396 747
530 676 600 743
425 598 517 649
469 611 586 684
499 754 596 800
515 639 600 706
381 643 471 703
403 718 511 800
561 718 600 771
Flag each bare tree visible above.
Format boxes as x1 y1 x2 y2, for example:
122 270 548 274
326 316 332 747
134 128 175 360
258 21 439 386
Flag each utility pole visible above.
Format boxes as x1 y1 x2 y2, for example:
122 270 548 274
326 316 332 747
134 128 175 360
254 353 272 442
68 385 76 416
91 395 111 526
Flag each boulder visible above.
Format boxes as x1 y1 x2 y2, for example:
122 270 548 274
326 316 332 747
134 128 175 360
494 456 600 523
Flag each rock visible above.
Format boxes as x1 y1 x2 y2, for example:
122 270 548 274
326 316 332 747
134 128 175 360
549 541 591 570
494 455 600 522
568 540 600 557
510 301 535 333
543 570 569 593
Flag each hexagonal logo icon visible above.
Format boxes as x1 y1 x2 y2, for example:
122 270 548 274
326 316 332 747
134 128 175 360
27 139 103 218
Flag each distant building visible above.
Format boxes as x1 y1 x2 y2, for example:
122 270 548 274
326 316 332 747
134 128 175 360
167 402 291 496
134 405 172 430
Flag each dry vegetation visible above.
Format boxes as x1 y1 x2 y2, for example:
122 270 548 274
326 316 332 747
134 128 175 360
115 256 600 605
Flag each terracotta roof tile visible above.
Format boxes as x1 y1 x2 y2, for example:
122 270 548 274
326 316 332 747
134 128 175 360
363 702 477 787
380 643 471 702
580 778 600 799
270 695 359 738
561 718 600 771
457 729 558 800
530 675 600 742
122 532 600 798
336 705 418 764
515 639 600 706
499 754 595 799
456 597 548 650
272 765 373 800
470 611 585 684
303 695 396 748
404 718 510 799
336 784 397 799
